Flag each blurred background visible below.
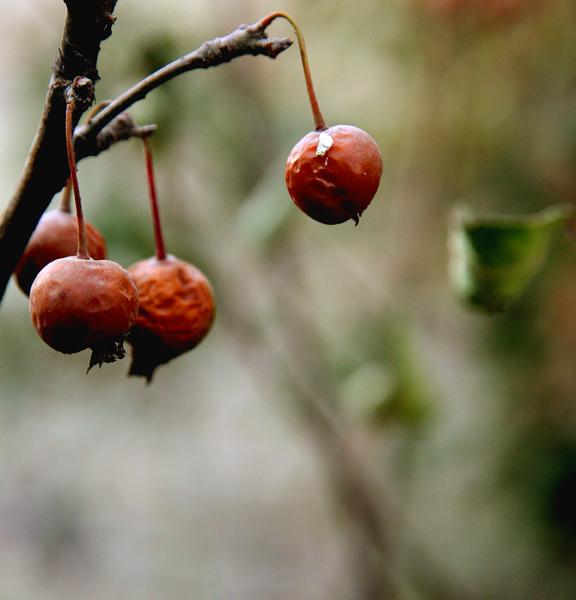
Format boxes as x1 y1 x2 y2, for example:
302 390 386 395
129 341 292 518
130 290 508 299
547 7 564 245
1 0 576 598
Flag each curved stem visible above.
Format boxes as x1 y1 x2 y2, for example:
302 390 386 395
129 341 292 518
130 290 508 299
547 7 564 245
65 102 89 259
262 12 327 131
82 100 112 124
142 136 166 261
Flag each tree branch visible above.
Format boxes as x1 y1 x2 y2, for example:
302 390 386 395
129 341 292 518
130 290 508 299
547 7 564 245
86 111 158 157
0 0 117 305
0 12 293 306
74 17 293 159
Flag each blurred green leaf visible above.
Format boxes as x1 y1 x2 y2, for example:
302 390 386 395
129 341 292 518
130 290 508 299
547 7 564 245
448 204 574 313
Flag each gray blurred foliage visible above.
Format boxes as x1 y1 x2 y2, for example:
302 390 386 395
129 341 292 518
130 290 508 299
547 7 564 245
2 0 576 599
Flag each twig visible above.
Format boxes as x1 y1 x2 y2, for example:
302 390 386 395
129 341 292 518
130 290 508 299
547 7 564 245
74 16 293 158
85 111 158 158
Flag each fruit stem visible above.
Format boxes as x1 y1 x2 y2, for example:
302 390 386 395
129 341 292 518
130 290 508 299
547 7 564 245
82 100 112 124
142 136 167 261
58 178 72 213
65 101 89 259
263 12 327 132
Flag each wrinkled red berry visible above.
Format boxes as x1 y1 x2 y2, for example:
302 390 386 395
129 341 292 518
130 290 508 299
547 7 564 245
15 210 106 295
29 256 139 370
127 255 216 382
285 124 383 225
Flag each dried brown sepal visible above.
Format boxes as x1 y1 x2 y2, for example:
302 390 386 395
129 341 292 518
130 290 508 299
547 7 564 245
87 333 128 372
127 331 182 383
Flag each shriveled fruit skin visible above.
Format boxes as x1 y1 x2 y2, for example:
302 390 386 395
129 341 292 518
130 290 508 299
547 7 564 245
285 125 383 225
29 257 139 356
127 255 216 382
15 210 107 295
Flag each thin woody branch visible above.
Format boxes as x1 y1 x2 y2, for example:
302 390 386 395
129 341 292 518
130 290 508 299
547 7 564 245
88 111 158 157
0 12 292 306
75 17 293 159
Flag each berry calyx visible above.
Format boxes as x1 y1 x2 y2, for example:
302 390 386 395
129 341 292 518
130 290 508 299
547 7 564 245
285 125 383 225
127 255 216 382
263 12 383 225
14 182 107 296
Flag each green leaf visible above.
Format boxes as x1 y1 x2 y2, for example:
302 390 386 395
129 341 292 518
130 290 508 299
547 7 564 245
448 204 574 313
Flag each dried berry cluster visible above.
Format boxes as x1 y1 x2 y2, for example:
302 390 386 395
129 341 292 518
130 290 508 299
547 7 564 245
18 97 216 382
15 14 383 382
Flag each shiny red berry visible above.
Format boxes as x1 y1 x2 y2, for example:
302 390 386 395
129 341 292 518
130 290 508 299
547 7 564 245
285 124 383 225
127 255 216 382
14 209 106 296
29 256 139 369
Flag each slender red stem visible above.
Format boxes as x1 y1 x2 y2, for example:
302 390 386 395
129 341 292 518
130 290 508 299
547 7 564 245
262 12 327 131
142 136 167 261
65 102 89 259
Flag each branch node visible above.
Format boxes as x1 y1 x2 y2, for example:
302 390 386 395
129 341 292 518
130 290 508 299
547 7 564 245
202 39 222 66
74 111 157 158
65 76 95 111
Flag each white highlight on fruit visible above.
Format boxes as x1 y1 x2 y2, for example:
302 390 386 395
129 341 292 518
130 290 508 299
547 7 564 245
316 132 333 157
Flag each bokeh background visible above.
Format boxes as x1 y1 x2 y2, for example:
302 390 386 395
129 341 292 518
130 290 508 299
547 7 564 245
1 0 576 598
